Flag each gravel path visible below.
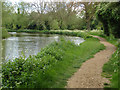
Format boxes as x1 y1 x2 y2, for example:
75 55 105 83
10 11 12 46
66 36 116 88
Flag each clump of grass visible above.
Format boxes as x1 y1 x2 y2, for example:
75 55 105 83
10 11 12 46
2 36 105 88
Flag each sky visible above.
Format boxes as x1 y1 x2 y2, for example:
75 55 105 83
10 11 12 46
7 0 119 4
8 0 35 4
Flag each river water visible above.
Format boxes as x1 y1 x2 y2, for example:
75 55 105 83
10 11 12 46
2 32 85 62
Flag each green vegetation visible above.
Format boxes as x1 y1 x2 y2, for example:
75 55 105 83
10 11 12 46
87 30 118 46
96 2 120 38
2 0 120 88
2 36 105 88
103 46 119 88
2 29 10 39
2 1 101 31
8 29 91 39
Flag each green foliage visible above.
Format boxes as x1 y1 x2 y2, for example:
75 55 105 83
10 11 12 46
2 35 105 88
48 30 91 39
50 20 59 30
87 30 104 36
2 1 93 31
60 21 67 30
2 29 10 39
96 2 120 38
103 49 119 75
103 48 119 88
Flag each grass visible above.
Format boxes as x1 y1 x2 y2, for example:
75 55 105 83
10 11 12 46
102 43 120 88
103 48 119 88
2 35 105 88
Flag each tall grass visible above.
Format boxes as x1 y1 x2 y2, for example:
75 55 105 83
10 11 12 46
2 37 105 88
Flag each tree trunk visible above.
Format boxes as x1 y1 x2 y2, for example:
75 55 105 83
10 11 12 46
103 22 109 36
86 21 91 30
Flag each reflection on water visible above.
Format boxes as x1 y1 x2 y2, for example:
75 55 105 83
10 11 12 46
2 32 85 62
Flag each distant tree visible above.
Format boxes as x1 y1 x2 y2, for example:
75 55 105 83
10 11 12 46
60 21 67 30
2 1 14 29
73 2 100 30
50 20 59 30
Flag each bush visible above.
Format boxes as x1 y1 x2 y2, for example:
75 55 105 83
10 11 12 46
2 39 71 88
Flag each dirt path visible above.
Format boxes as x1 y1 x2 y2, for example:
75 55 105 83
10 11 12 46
66 36 116 88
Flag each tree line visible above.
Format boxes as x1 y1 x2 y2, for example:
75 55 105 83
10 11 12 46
2 1 120 38
2 1 101 30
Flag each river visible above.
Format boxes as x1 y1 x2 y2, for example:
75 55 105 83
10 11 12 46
2 32 85 62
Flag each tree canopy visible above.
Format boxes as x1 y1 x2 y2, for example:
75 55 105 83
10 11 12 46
96 2 120 38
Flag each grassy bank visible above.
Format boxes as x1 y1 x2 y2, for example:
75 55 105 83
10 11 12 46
8 29 91 39
2 36 105 88
102 47 119 88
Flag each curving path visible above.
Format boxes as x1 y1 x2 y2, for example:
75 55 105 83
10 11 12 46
66 36 116 88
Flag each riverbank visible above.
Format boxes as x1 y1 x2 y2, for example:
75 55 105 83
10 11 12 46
4 29 119 88
7 29 91 39
2 32 105 88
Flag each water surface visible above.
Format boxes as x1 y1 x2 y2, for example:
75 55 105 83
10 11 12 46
2 32 85 62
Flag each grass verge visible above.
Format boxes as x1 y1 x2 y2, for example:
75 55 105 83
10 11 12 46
2 36 105 88
102 44 120 88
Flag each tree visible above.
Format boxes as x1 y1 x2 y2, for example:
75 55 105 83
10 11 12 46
73 2 100 30
50 20 59 30
96 2 120 38
2 1 14 29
